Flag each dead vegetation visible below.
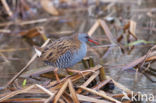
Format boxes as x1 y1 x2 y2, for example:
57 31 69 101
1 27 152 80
0 0 156 103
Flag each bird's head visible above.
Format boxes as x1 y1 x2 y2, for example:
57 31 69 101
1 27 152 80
78 33 99 45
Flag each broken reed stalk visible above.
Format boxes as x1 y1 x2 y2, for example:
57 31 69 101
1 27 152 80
82 71 99 87
82 56 95 69
37 27 48 41
98 19 114 44
68 79 80 103
44 95 54 103
82 59 89 69
40 0 59 16
0 85 35 102
62 92 73 103
77 71 99 94
77 94 112 103
88 57 95 67
53 80 68 103
2 98 46 103
1 0 13 17
140 45 155 69
35 84 55 103
79 86 121 103
35 84 54 96
99 67 106 81
5 39 50 88
0 29 10 33
88 20 99 36
0 53 9 63
0 84 55 103
77 71 99 93
53 79 80 103
0 48 29 53
92 79 111 90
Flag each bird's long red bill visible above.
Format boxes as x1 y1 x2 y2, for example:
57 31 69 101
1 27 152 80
88 39 99 45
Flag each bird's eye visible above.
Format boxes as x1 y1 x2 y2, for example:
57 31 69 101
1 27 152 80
85 36 89 39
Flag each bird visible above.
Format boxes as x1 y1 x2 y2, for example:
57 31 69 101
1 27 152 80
35 33 99 82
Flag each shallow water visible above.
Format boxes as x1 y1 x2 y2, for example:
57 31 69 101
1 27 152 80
0 0 156 102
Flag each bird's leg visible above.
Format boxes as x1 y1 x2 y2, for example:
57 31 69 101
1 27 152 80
54 68 60 82
66 68 94 78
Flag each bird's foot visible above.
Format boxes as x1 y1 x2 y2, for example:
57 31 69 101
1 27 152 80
56 77 61 83
54 68 61 83
66 69 94 78
78 70 95 78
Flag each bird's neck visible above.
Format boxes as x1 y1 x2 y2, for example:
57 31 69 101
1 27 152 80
72 35 81 44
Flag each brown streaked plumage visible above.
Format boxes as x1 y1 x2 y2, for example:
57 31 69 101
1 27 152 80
40 34 81 63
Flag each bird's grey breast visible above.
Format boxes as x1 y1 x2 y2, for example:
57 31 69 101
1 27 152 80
68 42 87 67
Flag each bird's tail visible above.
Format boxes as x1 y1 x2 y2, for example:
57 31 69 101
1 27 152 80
34 46 42 57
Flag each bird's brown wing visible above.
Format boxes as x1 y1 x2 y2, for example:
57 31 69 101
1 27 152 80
40 37 81 63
